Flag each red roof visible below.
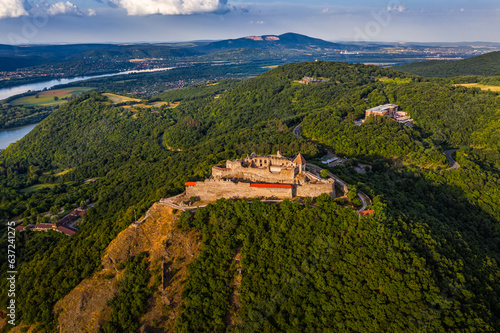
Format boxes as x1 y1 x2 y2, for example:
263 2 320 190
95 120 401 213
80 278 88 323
76 210 87 217
250 183 293 189
360 210 375 216
185 182 196 186
56 213 79 226
15 225 27 231
56 226 77 236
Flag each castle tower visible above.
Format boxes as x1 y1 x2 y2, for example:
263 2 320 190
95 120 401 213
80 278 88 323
293 153 306 172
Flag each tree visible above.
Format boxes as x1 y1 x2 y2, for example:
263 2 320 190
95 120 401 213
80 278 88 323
347 185 358 202
320 169 329 178
49 206 59 215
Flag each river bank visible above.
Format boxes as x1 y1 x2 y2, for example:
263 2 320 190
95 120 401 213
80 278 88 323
0 67 174 101
0 123 37 150
0 67 174 149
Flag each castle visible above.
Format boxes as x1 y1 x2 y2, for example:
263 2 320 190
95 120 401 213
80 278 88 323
185 152 335 201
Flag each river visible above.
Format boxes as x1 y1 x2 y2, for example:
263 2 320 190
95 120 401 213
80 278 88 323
0 67 174 101
0 67 173 149
0 123 37 149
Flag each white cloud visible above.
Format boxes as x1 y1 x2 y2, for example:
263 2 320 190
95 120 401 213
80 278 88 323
48 1 83 16
387 4 406 13
109 0 230 16
87 8 97 16
0 0 28 19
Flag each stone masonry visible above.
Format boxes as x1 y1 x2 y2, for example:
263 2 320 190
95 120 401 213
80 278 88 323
186 152 335 201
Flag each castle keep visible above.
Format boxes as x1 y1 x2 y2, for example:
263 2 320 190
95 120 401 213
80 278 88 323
185 152 335 201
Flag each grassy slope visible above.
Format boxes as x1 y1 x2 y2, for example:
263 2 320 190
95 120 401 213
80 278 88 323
9 87 94 106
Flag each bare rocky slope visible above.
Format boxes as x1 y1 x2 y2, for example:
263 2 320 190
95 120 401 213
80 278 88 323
50 203 199 333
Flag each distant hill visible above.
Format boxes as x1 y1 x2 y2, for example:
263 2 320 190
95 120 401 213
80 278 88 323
0 34 347 71
0 43 117 59
198 32 356 51
394 51 500 77
0 43 199 71
0 55 49 71
66 45 200 60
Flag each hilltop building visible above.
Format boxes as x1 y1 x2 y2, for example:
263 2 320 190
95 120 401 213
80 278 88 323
365 104 400 118
185 152 335 201
298 77 328 84
360 103 414 126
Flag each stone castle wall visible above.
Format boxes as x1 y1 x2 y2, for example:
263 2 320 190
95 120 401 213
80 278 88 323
212 165 296 184
186 179 335 201
186 180 293 201
189 153 335 201
296 183 335 198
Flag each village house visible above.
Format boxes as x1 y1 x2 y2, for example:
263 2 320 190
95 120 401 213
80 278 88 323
33 223 53 232
15 207 86 236
55 225 77 236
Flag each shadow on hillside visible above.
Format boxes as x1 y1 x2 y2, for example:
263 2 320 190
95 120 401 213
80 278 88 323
355 165 500 327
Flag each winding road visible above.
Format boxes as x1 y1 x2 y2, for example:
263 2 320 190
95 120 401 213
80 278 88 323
305 163 370 213
444 149 460 169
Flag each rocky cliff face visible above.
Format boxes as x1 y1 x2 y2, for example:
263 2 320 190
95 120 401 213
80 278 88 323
52 203 200 333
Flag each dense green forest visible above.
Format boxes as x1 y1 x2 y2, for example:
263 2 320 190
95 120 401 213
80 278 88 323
0 104 55 129
0 63 270 129
394 51 500 77
66 62 270 97
101 252 154 333
177 192 499 332
0 61 499 332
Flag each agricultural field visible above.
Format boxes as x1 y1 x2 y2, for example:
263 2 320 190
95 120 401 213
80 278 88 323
456 83 500 92
102 93 141 104
9 87 94 106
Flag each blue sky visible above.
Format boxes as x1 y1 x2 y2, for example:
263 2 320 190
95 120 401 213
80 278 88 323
0 0 499 44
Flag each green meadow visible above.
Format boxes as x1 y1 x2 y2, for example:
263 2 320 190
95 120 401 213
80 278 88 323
9 87 94 107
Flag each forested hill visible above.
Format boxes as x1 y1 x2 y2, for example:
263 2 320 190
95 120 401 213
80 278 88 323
0 43 199 71
0 61 499 332
198 32 352 51
394 51 500 77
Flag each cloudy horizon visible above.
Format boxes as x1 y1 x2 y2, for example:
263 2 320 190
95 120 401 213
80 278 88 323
0 0 499 44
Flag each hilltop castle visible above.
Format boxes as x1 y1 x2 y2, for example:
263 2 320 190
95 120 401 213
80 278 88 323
185 152 335 201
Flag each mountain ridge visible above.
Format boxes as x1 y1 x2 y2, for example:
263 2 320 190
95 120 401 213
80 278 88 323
394 51 500 77
198 32 356 51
